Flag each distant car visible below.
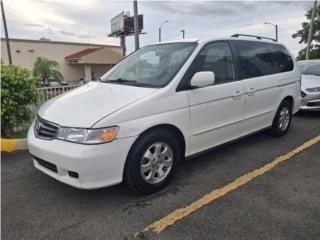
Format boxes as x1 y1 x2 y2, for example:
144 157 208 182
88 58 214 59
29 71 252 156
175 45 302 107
48 81 61 87
298 60 320 110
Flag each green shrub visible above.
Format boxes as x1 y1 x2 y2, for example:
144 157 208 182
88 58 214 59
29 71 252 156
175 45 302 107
1 64 40 137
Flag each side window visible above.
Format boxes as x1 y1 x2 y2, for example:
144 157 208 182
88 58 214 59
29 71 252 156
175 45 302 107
233 41 277 79
268 44 294 73
185 42 235 85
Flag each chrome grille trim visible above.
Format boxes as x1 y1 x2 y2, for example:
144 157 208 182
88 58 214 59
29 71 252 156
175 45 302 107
34 116 60 140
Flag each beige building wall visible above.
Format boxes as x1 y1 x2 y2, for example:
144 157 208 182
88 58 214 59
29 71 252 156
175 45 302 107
1 38 122 83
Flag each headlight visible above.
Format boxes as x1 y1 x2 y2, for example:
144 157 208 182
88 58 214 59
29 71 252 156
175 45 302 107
57 126 119 144
306 87 320 93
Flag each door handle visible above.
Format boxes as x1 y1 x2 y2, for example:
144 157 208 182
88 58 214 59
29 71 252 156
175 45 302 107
232 90 242 99
247 88 256 96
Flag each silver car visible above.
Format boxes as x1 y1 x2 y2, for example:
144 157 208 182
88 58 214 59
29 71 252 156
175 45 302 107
298 60 320 110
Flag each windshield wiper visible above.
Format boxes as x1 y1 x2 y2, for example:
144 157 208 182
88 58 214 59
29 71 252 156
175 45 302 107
102 78 157 88
103 78 139 84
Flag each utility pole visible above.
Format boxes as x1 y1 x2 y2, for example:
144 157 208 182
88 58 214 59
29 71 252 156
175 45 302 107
306 0 317 60
1 0 12 64
133 0 139 50
159 20 168 42
180 29 185 39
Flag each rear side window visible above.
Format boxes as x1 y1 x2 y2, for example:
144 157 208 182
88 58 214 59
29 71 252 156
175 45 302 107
232 40 276 79
268 44 294 73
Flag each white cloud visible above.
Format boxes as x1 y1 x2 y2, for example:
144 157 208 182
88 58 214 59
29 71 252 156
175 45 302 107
1 0 312 56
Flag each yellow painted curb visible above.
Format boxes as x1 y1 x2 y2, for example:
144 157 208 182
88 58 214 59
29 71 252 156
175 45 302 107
1 138 28 152
1 138 16 152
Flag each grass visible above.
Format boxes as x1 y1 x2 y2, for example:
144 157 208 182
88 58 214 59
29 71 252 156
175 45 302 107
9 129 28 139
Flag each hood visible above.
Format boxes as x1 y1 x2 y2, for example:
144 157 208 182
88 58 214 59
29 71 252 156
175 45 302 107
301 74 320 90
38 81 156 127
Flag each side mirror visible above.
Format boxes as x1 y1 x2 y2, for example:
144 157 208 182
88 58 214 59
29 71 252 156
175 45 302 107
190 71 215 89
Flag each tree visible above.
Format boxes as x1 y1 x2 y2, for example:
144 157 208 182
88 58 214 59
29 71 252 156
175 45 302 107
1 64 40 137
292 3 320 60
33 57 64 85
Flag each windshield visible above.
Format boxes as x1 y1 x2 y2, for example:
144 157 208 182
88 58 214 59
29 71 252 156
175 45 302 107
298 62 320 76
100 42 197 87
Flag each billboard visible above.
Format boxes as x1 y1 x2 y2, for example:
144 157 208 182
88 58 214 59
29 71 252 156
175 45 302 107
109 12 143 37
110 12 124 35
124 15 143 30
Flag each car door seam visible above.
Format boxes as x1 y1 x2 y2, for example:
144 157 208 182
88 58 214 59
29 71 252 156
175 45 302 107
193 119 243 136
190 94 243 107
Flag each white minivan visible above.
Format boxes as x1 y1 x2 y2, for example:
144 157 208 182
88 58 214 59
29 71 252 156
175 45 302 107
28 36 301 193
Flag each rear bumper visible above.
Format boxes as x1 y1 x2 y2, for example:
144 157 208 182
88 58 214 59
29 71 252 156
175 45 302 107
28 124 137 189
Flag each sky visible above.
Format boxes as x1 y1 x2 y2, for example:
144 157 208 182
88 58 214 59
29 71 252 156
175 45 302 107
0 0 315 57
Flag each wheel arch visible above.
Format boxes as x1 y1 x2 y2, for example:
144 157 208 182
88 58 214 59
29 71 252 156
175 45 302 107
123 124 186 178
283 95 294 109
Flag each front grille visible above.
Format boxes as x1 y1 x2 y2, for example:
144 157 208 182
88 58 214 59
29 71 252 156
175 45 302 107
35 157 58 173
34 117 59 140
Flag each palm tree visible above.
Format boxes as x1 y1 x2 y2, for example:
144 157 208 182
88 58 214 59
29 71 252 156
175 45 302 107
33 57 64 86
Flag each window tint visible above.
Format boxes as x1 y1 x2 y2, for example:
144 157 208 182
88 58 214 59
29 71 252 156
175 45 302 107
184 42 235 85
268 44 294 73
233 41 276 79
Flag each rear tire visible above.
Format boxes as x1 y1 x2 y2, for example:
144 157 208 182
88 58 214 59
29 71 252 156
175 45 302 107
124 128 181 194
270 100 292 137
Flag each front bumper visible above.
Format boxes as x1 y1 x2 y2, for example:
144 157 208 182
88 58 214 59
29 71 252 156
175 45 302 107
301 91 320 110
27 125 137 189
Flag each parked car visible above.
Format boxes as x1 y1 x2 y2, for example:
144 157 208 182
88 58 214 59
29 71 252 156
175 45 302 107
298 60 320 111
48 81 61 87
28 36 301 193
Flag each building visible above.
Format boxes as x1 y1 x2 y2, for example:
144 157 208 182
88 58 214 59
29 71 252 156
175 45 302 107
1 38 123 84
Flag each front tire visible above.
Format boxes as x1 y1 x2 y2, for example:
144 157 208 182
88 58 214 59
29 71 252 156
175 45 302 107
270 100 292 137
124 129 181 194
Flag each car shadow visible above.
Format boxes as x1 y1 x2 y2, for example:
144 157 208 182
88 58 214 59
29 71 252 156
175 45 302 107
294 110 320 118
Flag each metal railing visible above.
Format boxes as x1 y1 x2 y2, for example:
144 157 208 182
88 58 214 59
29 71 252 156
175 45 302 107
38 83 83 105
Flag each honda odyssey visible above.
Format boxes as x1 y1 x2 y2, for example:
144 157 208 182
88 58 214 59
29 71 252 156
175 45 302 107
28 36 301 193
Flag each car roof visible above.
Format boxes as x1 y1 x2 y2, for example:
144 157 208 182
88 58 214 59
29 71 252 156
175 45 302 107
155 37 283 46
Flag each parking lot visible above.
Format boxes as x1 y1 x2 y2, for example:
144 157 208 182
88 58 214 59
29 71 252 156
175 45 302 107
2 111 320 240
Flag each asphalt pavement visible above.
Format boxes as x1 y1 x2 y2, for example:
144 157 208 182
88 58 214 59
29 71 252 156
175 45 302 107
1 111 320 240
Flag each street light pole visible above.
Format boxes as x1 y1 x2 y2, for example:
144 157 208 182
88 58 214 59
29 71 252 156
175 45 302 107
133 0 139 50
159 20 168 42
180 29 185 39
264 22 278 42
1 0 12 64
306 0 317 60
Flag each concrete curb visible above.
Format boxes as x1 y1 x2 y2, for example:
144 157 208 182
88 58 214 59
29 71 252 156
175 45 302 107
1 138 28 152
